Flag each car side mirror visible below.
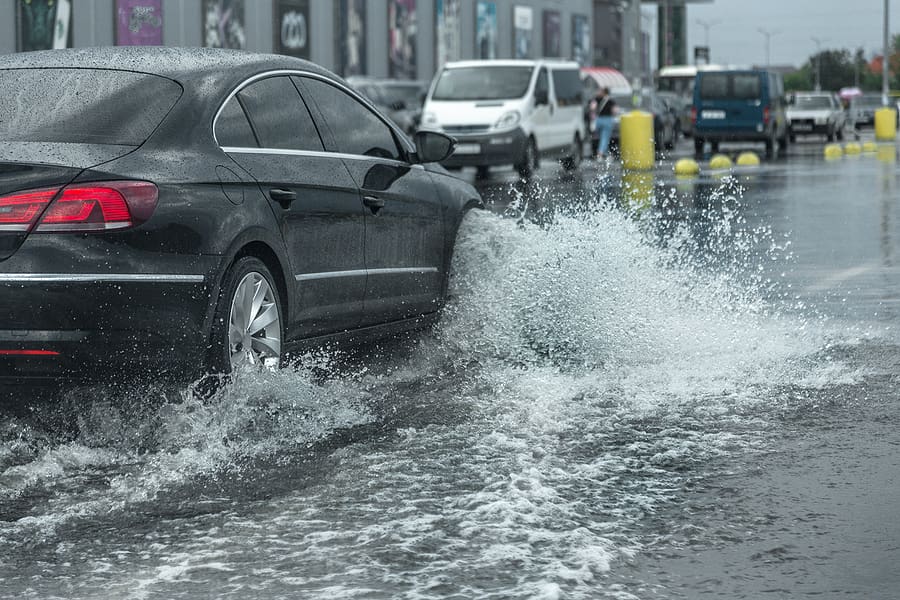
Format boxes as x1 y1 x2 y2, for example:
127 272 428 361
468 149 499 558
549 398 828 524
414 130 456 163
535 89 549 106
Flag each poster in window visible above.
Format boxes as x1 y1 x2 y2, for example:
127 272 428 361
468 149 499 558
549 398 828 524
203 0 245 49
542 10 561 58
274 0 310 58
115 0 163 46
436 0 461 68
389 0 417 79
16 0 72 52
513 5 533 59
572 14 590 66
476 1 497 59
337 0 367 76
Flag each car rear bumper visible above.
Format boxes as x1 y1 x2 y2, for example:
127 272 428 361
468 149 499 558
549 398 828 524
693 128 775 141
440 127 528 167
0 242 221 383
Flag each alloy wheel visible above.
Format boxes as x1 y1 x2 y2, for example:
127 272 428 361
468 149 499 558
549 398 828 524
228 271 281 370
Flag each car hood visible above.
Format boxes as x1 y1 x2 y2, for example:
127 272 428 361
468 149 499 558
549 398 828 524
425 100 519 128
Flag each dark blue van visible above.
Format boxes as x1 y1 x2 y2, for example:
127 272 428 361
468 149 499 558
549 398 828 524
692 69 789 158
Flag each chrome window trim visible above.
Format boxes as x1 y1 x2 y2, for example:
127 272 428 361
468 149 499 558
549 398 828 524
212 69 414 157
295 267 438 282
0 274 205 283
221 146 414 168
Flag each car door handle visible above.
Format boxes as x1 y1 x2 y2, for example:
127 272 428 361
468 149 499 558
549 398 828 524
363 195 385 213
269 188 296 207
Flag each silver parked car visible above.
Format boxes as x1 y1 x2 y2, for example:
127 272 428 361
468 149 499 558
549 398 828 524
787 92 846 142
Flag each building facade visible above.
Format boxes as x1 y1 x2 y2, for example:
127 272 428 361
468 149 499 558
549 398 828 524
0 0 598 82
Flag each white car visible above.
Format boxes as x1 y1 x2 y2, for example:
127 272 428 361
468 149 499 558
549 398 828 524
787 92 846 142
421 59 585 178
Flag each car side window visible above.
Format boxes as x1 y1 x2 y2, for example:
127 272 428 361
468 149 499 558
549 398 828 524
236 76 324 152
299 77 402 161
536 68 549 99
216 95 258 147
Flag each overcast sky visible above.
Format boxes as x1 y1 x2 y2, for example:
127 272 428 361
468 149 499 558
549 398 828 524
649 0 900 68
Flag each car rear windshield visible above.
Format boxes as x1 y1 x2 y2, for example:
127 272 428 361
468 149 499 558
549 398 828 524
699 73 762 101
432 66 534 101
0 68 182 145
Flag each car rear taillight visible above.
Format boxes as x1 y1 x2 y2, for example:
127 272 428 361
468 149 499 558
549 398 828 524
690 107 697 124
0 188 59 232
0 181 157 234
763 106 771 125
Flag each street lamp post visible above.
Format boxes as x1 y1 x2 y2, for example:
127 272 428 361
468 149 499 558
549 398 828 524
883 0 889 106
695 18 720 48
811 36 827 91
758 27 779 67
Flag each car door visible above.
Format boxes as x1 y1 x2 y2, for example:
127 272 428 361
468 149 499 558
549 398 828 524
530 67 554 152
216 74 366 338
295 75 446 326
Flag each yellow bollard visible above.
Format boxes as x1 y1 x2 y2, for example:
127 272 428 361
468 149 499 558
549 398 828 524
709 154 733 170
619 110 655 170
877 144 896 163
622 171 655 211
673 158 700 176
735 152 760 167
824 143 843 160
844 142 862 155
874 107 897 141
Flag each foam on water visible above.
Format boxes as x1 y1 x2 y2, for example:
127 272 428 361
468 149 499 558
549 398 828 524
0 178 872 598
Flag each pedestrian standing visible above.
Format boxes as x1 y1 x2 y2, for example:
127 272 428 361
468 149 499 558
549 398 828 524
592 87 616 160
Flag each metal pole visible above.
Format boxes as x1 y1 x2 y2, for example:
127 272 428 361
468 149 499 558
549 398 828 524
812 37 826 91
758 28 779 67
883 0 890 106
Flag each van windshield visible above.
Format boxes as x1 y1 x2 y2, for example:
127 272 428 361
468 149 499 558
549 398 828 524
699 73 761 101
432 66 534 101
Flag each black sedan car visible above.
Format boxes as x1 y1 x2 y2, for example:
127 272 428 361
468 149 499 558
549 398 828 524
0 47 479 384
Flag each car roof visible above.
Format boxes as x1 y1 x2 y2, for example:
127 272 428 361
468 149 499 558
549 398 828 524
0 46 335 86
443 59 579 69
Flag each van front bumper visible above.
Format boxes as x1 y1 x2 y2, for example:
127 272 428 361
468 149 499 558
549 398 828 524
441 127 528 168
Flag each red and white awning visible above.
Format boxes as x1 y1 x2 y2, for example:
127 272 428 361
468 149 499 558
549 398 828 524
581 67 632 94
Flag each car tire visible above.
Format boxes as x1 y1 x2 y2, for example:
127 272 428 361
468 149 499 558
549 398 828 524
764 135 774 159
827 128 835 142
836 126 844 141
208 256 283 376
694 137 704 156
516 137 538 179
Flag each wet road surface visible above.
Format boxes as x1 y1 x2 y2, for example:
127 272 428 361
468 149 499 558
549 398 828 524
1 135 898 599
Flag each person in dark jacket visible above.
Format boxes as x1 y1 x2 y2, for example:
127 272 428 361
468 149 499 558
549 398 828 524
589 87 616 159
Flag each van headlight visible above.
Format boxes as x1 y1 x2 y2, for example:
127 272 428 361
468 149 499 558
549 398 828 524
493 110 521 131
422 111 439 127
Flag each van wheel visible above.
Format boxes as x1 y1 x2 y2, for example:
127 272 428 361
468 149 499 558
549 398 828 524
694 138 704 156
562 134 582 171
516 138 538 179
764 136 774 159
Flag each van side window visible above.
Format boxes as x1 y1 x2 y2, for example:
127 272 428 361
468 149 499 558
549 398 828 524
536 68 549 100
552 69 583 106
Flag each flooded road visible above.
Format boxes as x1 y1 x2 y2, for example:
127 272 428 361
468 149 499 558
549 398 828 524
1 142 898 599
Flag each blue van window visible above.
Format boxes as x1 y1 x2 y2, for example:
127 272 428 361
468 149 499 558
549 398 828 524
699 73 728 99
699 73 762 101
733 74 761 100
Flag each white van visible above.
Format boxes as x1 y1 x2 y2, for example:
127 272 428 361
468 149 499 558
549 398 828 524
420 59 585 178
